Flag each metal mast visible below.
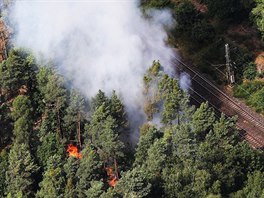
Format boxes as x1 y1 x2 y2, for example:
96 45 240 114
225 44 235 84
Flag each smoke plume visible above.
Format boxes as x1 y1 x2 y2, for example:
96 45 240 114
8 0 176 142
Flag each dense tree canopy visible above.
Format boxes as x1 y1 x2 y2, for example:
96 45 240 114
0 46 263 197
252 0 264 38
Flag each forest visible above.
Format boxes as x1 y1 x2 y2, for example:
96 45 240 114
141 0 264 115
0 0 264 198
0 49 263 197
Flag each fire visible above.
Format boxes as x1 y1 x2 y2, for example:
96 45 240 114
67 144 82 159
105 159 119 187
106 167 118 187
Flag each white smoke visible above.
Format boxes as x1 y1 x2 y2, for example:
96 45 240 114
8 0 176 143
179 72 191 91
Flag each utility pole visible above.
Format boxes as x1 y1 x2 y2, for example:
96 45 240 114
225 44 235 84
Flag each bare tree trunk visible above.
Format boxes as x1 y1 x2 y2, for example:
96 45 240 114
77 112 82 149
114 158 119 179
56 101 63 138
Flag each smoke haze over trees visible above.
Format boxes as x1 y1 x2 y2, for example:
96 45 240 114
7 0 177 143
0 52 263 197
0 0 264 197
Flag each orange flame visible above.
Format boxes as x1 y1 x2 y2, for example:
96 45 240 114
106 167 118 187
67 144 82 159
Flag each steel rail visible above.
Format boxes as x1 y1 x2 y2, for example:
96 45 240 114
172 58 264 131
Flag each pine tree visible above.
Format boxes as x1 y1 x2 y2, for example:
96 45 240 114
64 157 79 198
39 72 67 138
63 90 85 147
6 143 38 197
0 103 12 147
36 155 65 198
110 90 128 134
86 105 124 161
192 102 215 141
233 171 264 198
0 149 8 197
134 124 161 166
0 49 37 99
91 89 110 112
115 167 152 198
85 181 104 198
36 132 65 168
76 146 102 198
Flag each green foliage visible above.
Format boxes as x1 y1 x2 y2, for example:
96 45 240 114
243 62 257 80
12 95 34 144
233 80 264 99
91 89 110 112
0 150 8 197
0 104 12 147
37 133 65 168
191 21 215 44
76 146 102 198
110 90 128 133
162 165 198 198
11 95 33 120
86 90 126 161
63 90 85 141
174 0 199 31
63 157 79 198
192 102 215 141
0 49 37 99
247 87 264 114
134 124 162 166
252 0 264 39
36 155 65 198
115 167 152 198
148 60 161 76
0 46 264 198
140 0 171 9
233 171 264 197
158 74 193 124
6 143 38 197
143 138 168 182
87 106 124 161
85 181 104 198
233 81 264 114
204 0 247 20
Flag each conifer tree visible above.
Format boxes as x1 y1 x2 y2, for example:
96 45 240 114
12 95 33 144
36 155 65 198
76 146 102 198
6 143 38 197
0 150 8 197
115 167 152 198
86 105 124 161
64 90 85 147
36 132 65 168
64 157 79 198
0 49 37 99
192 102 215 141
134 124 161 166
91 89 110 112
110 90 128 133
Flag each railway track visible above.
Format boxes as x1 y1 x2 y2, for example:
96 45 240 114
190 86 264 149
172 57 264 150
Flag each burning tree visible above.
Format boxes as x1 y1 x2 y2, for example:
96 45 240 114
67 144 82 159
105 159 119 187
